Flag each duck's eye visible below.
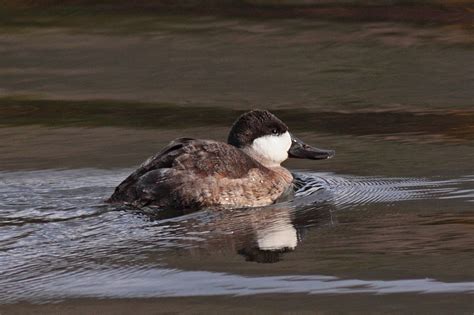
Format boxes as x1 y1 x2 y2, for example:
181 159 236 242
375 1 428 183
271 129 279 135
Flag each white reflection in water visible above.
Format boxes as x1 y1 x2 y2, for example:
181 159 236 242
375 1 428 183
257 223 297 251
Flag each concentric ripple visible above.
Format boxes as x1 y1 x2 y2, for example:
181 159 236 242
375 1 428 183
0 168 473 303
294 171 474 206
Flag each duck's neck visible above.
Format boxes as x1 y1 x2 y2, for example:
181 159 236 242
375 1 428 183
242 148 293 183
269 165 293 184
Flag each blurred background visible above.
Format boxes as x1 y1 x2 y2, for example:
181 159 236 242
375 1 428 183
0 0 473 174
0 1 473 314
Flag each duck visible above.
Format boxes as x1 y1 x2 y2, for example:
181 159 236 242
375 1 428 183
107 109 334 211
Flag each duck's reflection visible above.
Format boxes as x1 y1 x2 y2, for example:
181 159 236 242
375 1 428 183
241 197 336 263
139 191 337 264
238 205 298 263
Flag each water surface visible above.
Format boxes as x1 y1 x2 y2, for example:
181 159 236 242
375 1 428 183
0 13 473 314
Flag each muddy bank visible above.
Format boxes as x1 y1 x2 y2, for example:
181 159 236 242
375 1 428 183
1 1 473 25
2 293 474 315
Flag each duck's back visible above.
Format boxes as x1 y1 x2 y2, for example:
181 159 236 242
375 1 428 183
107 138 292 210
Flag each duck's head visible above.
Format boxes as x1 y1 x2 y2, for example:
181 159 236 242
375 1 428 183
228 109 335 167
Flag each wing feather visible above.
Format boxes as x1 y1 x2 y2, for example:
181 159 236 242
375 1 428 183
107 138 195 202
107 138 263 204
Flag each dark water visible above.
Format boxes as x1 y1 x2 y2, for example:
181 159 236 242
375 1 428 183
0 13 473 313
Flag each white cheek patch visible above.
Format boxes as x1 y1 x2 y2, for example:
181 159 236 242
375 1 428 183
251 131 291 165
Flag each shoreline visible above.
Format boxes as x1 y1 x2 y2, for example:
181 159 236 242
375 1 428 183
1 2 473 26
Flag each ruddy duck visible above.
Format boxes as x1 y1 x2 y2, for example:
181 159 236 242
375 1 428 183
107 110 334 210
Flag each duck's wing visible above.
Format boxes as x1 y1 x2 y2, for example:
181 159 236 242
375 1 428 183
171 140 263 179
107 138 196 203
108 138 262 204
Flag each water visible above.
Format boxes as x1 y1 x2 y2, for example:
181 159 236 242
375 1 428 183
1 169 473 301
0 11 473 313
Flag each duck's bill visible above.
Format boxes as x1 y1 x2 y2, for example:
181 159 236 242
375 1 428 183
288 135 335 160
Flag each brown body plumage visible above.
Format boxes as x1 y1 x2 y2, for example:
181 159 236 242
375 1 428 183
108 138 293 210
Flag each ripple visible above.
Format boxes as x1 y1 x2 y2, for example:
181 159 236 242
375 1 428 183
294 171 474 207
0 168 473 303
2 267 473 303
